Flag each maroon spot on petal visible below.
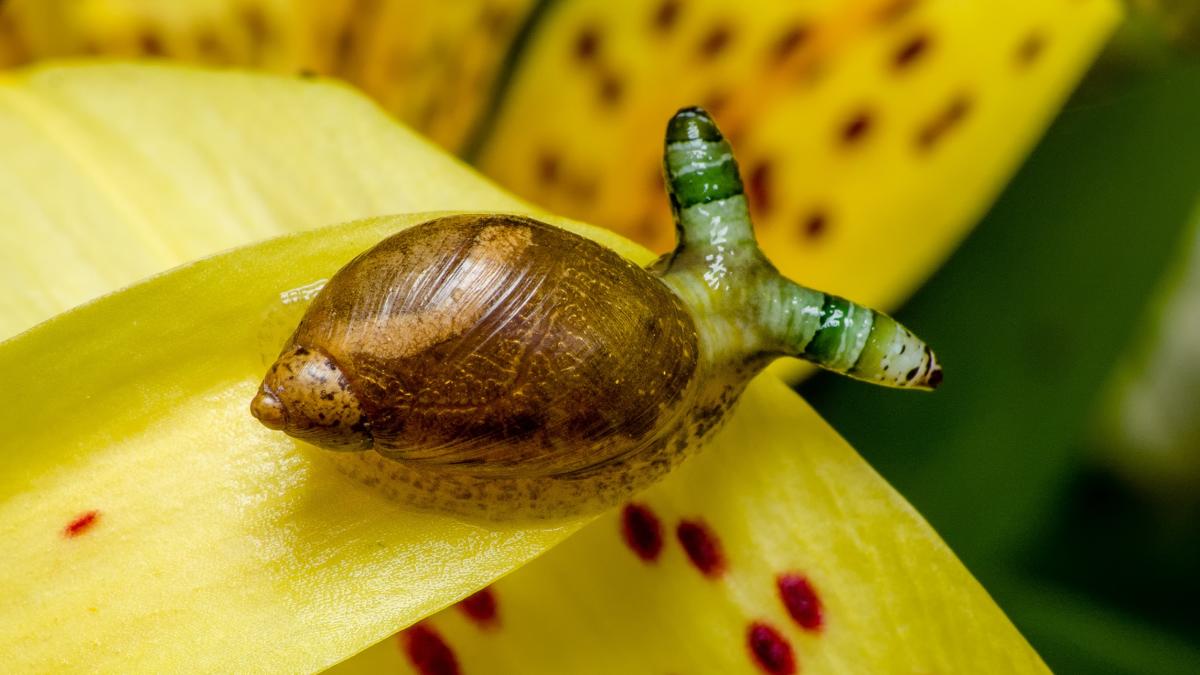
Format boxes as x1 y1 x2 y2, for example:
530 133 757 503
240 5 271 44
574 25 602 63
747 160 773 216
777 574 823 631
458 587 499 628
676 519 726 577
333 25 356 72
944 95 971 123
698 23 734 61
1016 31 1046 67
892 33 930 70
537 151 561 185
598 71 625 107
195 29 226 60
138 31 164 57
64 510 100 538
650 166 666 193
877 0 919 24
771 24 811 64
652 0 682 33
748 622 796 675
702 90 730 117
915 94 972 151
634 213 662 243
840 110 873 145
801 210 830 241
568 176 599 204
724 125 746 148
402 624 460 675
622 503 664 562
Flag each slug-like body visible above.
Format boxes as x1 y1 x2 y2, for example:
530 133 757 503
656 109 942 390
252 107 941 519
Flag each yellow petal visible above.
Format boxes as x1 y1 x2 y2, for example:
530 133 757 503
475 0 1120 309
0 214 613 673
0 0 534 151
0 62 528 339
331 376 1048 674
0 1 1119 316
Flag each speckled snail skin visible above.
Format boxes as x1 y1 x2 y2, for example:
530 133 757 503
251 107 942 520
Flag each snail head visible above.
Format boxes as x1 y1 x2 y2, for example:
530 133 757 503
250 345 373 451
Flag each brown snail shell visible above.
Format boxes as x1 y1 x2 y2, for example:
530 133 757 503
253 214 701 490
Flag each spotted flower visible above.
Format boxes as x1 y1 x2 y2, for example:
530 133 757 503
0 0 1118 672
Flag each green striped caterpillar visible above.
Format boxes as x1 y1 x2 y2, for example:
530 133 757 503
251 107 940 519
658 107 941 390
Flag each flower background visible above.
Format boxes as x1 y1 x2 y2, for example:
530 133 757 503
1 1 1198 673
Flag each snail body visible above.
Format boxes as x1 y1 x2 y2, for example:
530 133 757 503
252 108 941 519
257 214 700 477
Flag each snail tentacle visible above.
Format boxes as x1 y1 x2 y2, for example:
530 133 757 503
657 107 942 390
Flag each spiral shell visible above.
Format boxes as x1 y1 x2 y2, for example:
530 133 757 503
255 214 700 480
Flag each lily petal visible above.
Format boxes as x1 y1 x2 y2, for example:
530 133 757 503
0 0 1121 310
0 63 528 339
472 0 1121 309
334 377 1049 674
0 215 599 673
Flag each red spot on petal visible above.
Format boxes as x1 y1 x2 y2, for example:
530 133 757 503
840 110 873 145
747 160 773 216
801 210 830 241
652 0 682 33
748 622 796 675
1016 31 1046 67
537 150 560 185
771 24 811 64
240 5 270 44
64 510 100 538
698 24 734 61
777 574 823 631
702 90 730 117
598 71 625 107
915 94 972 151
893 33 931 70
621 502 664 562
574 25 601 63
138 30 164 57
676 519 726 577
402 624 460 675
458 587 499 628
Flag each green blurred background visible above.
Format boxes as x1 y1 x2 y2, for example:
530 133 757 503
802 8 1200 672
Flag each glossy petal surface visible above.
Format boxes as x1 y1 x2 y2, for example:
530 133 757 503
0 63 526 338
333 377 1047 674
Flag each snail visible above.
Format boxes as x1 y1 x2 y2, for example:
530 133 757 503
251 107 941 520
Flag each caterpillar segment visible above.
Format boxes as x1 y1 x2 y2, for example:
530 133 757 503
657 107 942 390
